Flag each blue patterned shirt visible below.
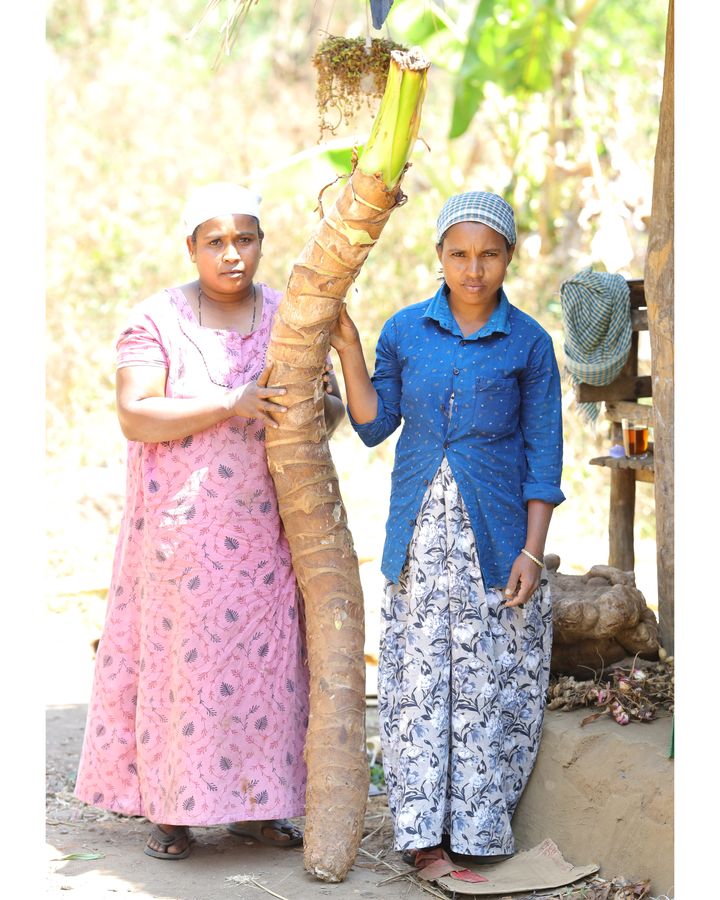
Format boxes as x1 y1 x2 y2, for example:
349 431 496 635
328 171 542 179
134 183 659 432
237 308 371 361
349 284 565 588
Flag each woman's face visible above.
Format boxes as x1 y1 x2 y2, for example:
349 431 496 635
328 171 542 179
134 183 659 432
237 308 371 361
437 221 514 309
187 214 262 298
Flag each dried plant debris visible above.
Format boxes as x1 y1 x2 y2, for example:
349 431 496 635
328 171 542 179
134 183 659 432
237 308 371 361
547 652 673 726
368 858 656 900
312 36 406 138
510 876 654 899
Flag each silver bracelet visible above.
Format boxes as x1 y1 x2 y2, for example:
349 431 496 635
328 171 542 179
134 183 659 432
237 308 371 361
521 548 543 568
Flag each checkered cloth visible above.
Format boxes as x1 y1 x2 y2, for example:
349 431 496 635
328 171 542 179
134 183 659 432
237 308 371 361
560 267 632 423
436 191 516 245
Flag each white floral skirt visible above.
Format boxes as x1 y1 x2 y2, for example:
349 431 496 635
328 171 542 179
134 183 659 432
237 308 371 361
378 457 552 855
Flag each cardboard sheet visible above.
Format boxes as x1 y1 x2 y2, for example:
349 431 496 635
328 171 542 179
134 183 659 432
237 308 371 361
434 838 599 895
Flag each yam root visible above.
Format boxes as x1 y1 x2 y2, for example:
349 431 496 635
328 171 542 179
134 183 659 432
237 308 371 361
264 50 430 882
546 555 660 676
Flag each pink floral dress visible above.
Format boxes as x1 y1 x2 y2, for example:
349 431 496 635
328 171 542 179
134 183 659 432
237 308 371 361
74 284 309 826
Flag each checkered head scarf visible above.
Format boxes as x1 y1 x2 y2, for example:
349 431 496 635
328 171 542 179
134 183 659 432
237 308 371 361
436 191 516 246
560 267 632 423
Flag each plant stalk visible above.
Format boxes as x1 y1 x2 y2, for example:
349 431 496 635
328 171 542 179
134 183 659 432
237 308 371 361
358 48 430 189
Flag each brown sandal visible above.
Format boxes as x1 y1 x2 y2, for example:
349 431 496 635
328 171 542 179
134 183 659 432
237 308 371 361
144 824 192 860
401 846 446 868
227 819 303 847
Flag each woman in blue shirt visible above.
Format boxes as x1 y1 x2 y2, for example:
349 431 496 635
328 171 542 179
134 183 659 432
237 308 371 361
330 191 564 866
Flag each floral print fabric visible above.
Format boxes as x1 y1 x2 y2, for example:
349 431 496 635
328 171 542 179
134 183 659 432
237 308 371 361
378 457 552 855
74 285 309 826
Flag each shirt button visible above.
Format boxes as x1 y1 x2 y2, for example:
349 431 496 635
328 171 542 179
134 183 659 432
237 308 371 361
423 479 429 485
453 368 459 375
460 340 466 346
408 518 415 526
443 441 449 449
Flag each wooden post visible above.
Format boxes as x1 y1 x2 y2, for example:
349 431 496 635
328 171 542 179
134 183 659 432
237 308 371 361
644 0 674 650
609 421 635 571
607 331 639 572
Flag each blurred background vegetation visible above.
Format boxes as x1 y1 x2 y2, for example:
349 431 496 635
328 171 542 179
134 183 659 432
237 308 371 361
46 0 667 652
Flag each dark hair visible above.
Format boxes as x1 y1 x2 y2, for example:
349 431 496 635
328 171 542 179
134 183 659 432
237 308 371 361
190 218 264 244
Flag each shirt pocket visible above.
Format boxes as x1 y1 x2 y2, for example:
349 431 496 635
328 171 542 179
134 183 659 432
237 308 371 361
473 375 520 437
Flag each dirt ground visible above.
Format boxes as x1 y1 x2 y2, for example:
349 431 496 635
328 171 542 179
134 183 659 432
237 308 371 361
44 444 667 899
45 626 673 900
47 703 431 900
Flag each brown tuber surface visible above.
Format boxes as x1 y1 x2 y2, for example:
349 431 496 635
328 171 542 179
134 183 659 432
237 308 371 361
264 47 429 881
545 555 660 676
264 170 402 881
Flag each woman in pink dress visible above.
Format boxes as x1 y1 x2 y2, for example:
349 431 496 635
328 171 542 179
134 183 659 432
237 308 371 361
75 183 344 860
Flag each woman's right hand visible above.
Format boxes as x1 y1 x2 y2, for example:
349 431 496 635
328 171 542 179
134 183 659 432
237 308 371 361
228 366 288 428
330 303 361 354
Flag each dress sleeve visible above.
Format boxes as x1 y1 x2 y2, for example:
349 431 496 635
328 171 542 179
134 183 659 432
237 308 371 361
518 332 566 506
116 306 169 370
348 317 403 447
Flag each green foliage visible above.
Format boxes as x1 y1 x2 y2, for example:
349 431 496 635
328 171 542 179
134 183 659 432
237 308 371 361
388 0 667 137
323 145 365 174
384 0 667 253
388 0 463 72
45 0 662 588
450 0 570 138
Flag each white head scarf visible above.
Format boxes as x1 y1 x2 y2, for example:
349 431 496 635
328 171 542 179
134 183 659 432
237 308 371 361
182 182 262 237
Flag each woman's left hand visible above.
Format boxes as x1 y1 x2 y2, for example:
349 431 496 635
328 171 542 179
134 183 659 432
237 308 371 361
502 553 542 608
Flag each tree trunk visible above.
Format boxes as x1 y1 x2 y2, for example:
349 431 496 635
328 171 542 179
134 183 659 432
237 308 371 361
263 50 430 882
644 0 674 651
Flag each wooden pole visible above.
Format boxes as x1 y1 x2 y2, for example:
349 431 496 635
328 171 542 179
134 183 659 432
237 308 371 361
644 0 674 650
609 426 635 572
607 330 639 571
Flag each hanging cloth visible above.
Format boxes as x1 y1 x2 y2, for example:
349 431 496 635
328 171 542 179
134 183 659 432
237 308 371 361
560 267 632 423
370 0 394 30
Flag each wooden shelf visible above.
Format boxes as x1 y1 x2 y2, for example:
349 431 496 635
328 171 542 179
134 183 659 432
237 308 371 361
589 451 655 483
605 401 655 428
575 375 652 403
